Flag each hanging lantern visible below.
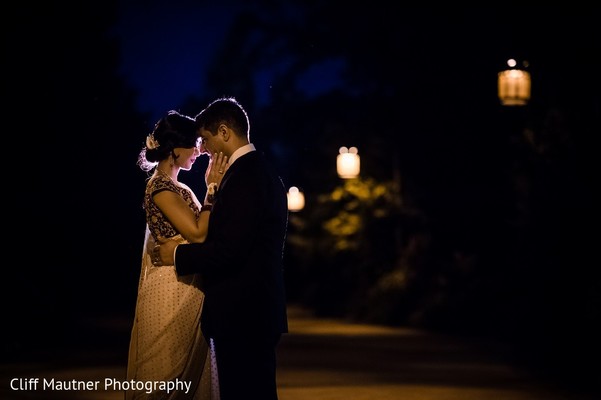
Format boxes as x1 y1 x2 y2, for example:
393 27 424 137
498 59 531 106
287 186 305 212
336 146 360 179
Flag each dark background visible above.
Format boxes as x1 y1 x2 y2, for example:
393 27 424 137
3 1 599 393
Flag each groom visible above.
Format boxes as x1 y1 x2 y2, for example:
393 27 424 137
154 96 289 400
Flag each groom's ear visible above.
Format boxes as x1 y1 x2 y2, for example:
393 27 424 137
219 124 230 141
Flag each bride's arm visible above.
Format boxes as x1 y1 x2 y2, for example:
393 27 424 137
153 191 211 243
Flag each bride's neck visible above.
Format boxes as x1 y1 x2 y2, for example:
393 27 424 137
155 163 178 182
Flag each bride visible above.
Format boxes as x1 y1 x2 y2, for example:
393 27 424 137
126 110 227 400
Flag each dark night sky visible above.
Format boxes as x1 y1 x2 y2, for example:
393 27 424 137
110 1 238 123
108 3 601 121
110 0 361 123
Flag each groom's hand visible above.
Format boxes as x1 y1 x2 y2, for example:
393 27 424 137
152 237 178 266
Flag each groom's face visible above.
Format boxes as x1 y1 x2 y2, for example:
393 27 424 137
198 127 221 156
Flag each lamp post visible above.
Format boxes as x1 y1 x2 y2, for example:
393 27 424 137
287 186 305 212
498 58 531 106
336 146 360 179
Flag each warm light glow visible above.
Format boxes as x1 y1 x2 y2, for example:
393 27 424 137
287 186 305 211
337 146 360 179
498 68 531 106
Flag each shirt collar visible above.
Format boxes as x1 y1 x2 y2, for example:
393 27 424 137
229 143 256 166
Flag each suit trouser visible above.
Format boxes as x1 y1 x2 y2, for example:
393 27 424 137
212 332 281 400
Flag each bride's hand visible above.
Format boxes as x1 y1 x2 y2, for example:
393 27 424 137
152 236 177 266
205 151 229 186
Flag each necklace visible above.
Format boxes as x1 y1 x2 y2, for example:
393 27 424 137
155 167 178 183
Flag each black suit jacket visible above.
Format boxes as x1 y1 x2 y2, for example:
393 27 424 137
175 150 289 338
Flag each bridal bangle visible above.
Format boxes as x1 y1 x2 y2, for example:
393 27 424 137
207 182 218 203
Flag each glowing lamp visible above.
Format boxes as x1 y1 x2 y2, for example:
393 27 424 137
498 59 531 106
287 186 305 212
337 146 360 179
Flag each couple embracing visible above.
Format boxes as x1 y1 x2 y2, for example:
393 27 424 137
126 97 288 400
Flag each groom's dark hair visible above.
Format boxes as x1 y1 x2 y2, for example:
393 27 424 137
195 96 249 139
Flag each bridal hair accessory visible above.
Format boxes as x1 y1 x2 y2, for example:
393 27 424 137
146 134 160 150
